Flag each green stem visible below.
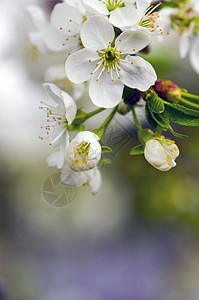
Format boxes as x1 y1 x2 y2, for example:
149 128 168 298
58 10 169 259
179 97 199 110
154 125 163 136
85 108 105 119
181 91 199 101
132 106 142 131
94 106 118 139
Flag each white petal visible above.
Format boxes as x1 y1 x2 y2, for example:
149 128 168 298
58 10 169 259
47 133 69 169
190 36 199 74
89 69 124 108
46 151 60 167
136 0 151 12
51 3 82 33
179 31 191 58
81 16 114 50
64 0 86 15
119 55 157 91
110 7 142 30
61 163 88 186
65 48 99 83
60 91 77 125
86 167 102 196
144 139 170 171
73 131 100 143
43 24 72 52
82 0 109 15
43 83 64 107
115 28 150 54
163 140 180 160
27 5 47 31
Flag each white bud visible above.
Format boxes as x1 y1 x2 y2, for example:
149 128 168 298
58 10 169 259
66 131 101 172
144 136 180 171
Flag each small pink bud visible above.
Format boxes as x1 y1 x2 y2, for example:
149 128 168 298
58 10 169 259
154 80 182 103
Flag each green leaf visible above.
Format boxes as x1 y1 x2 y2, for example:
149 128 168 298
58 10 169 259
163 102 199 126
98 158 112 165
130 144 145 155
148 104 170 130
169 125 188 139
146 91 165 113
145 104 157 129
101 146 113 153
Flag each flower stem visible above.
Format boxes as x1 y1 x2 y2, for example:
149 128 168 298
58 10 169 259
181 91 199 101
132 106 142 131
179 97 199 110
85 108 105 119
93 106 118 139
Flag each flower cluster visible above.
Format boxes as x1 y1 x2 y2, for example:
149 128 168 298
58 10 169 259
31 0 199 197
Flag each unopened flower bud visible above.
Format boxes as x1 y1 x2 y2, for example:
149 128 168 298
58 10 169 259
154 79 182 103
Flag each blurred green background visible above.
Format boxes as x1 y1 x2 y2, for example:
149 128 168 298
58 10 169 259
1 1 199 299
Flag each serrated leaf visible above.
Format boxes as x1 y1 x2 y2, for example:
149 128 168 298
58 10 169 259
169 125 188 139
101 146 113 153
148 104 170 130
163 102 199 126
145 104 157 129
130 144 145 155
98 158 112 165
147 92 165 113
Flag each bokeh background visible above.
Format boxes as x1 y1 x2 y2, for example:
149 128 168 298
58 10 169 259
1 0 199 299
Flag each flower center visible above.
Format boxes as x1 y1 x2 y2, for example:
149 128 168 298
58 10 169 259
171 5 199 35
73 141 90 166
99 46 120 67
103 0 125 11
139 2 169 35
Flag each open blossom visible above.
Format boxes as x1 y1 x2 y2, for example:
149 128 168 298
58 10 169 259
61 164 101 196
45 2 84 52
39 83 77 168
66 131 102 171
161 0 199 73
110 0 165 32
27 5 49 54
179 24 199 74
65 16 157 108
144 136 180 171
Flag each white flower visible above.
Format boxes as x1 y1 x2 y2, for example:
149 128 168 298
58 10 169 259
110 0 168 33
144 136 180 171
161 1 199 73
66 131 102 171
61 164 102 196
44 2 84 53
39 83 77 168
44 63 85 100
65 16 157 108
179 25 199 74
27 5 49 54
